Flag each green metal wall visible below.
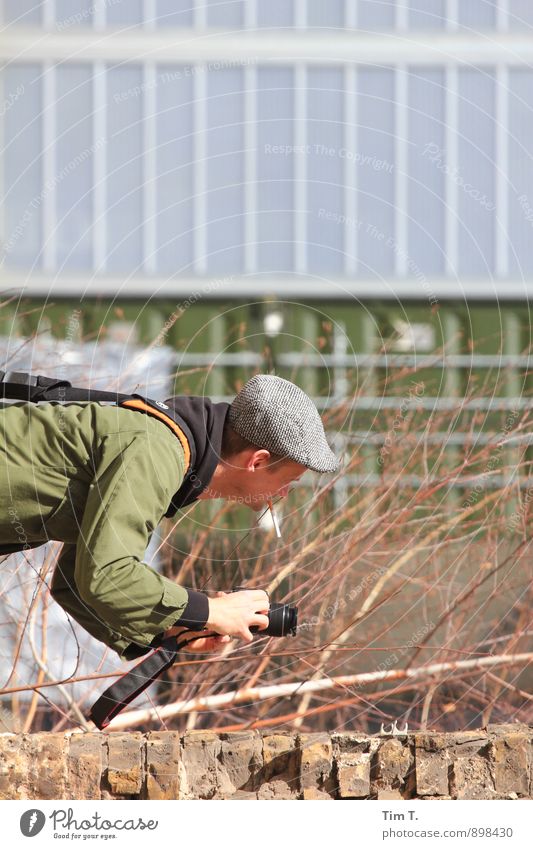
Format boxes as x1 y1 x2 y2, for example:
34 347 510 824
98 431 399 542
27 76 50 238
2 296 529 394
1 296 530 536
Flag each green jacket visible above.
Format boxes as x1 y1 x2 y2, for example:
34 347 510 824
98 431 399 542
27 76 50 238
0 400 193 659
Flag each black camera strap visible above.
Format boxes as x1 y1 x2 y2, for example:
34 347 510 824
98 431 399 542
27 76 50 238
88 632 217 729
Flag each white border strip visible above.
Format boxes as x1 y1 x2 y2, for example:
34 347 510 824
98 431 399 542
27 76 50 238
394 64 408 276
446 0 459 33
497 0 510 32
93 62 107 272
42 0 55 30
142 62 157 274
194 0 207 31
93 0 106 30
445 64 459 277
193 65 207 274
495 63 509 278
294 64 307 274
144 0 156 31
343 65 357 275
244 63 257 273
42 62 56 273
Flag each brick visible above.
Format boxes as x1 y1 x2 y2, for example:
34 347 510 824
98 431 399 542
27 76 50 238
416 733 449 752
375 739 412 792
145 731 182 800
299 733 333 795
27 734 67 799
258 733 299 799
415 756 449 797
223 789 258 800
0 734 28 800
377 789 404 800
487 723 531 735
67 733 103 800
331 732 374 754
302 787 333 800
446 732 491 757
415 735 450 797
337 752 371 798
257 783 294 799
489 734 529 797
105 733 143 797
530 738 533 797
217 731 262 798
180 731 221 800
451 757 496 800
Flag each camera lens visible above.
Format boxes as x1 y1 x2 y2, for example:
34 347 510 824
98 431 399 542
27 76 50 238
231 588 298 637
258 602 298 637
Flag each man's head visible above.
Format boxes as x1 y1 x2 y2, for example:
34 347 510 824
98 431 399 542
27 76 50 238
199 375 339 510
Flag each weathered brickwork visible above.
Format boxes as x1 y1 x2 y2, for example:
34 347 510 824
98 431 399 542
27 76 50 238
0 724 531 800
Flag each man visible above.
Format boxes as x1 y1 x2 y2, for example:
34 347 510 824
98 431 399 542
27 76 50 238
0 374 339 660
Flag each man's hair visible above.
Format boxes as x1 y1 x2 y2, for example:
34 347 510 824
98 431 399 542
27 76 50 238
220 422 285 468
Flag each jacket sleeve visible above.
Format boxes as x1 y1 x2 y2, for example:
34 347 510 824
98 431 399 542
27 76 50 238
55 432 209 658
50 543 135 658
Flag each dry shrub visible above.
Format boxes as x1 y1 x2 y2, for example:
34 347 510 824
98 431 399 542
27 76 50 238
1 345 532 734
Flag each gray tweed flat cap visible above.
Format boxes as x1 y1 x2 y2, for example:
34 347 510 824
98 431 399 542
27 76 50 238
228 374 339 473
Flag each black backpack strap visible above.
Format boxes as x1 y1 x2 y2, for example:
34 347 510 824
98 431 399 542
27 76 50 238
0 370 130 403
0 368 196 464
0 369 197 517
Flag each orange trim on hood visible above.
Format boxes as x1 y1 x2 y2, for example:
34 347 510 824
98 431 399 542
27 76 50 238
121 398 191 471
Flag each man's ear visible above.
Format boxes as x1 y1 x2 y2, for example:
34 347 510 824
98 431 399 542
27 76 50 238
249 449 271 471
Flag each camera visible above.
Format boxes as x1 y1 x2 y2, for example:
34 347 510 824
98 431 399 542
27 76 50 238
231 587 298 637
88 586 299 728
253 601 298 637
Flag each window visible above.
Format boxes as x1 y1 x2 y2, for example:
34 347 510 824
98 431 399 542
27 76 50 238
1 3 531 286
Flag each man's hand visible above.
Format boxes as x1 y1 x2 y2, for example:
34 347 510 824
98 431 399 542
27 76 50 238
180 630 233 652
206 589 270 643
162 625 233 652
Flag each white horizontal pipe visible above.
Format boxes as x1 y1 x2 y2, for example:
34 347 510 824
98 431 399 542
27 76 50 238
206 396 533 410
2 31 533 65
278 353 533 368
345 431 533 446
164 351 533 368
2 274 532 301
339 474 533 490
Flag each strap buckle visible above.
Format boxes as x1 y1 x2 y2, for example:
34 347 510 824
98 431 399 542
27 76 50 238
2 371 38 387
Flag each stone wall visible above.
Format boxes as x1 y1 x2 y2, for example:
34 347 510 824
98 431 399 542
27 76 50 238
0 724 532 800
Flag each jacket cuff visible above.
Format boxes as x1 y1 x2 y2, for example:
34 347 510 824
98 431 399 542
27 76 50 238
175 589 209 630
121 590 209 659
